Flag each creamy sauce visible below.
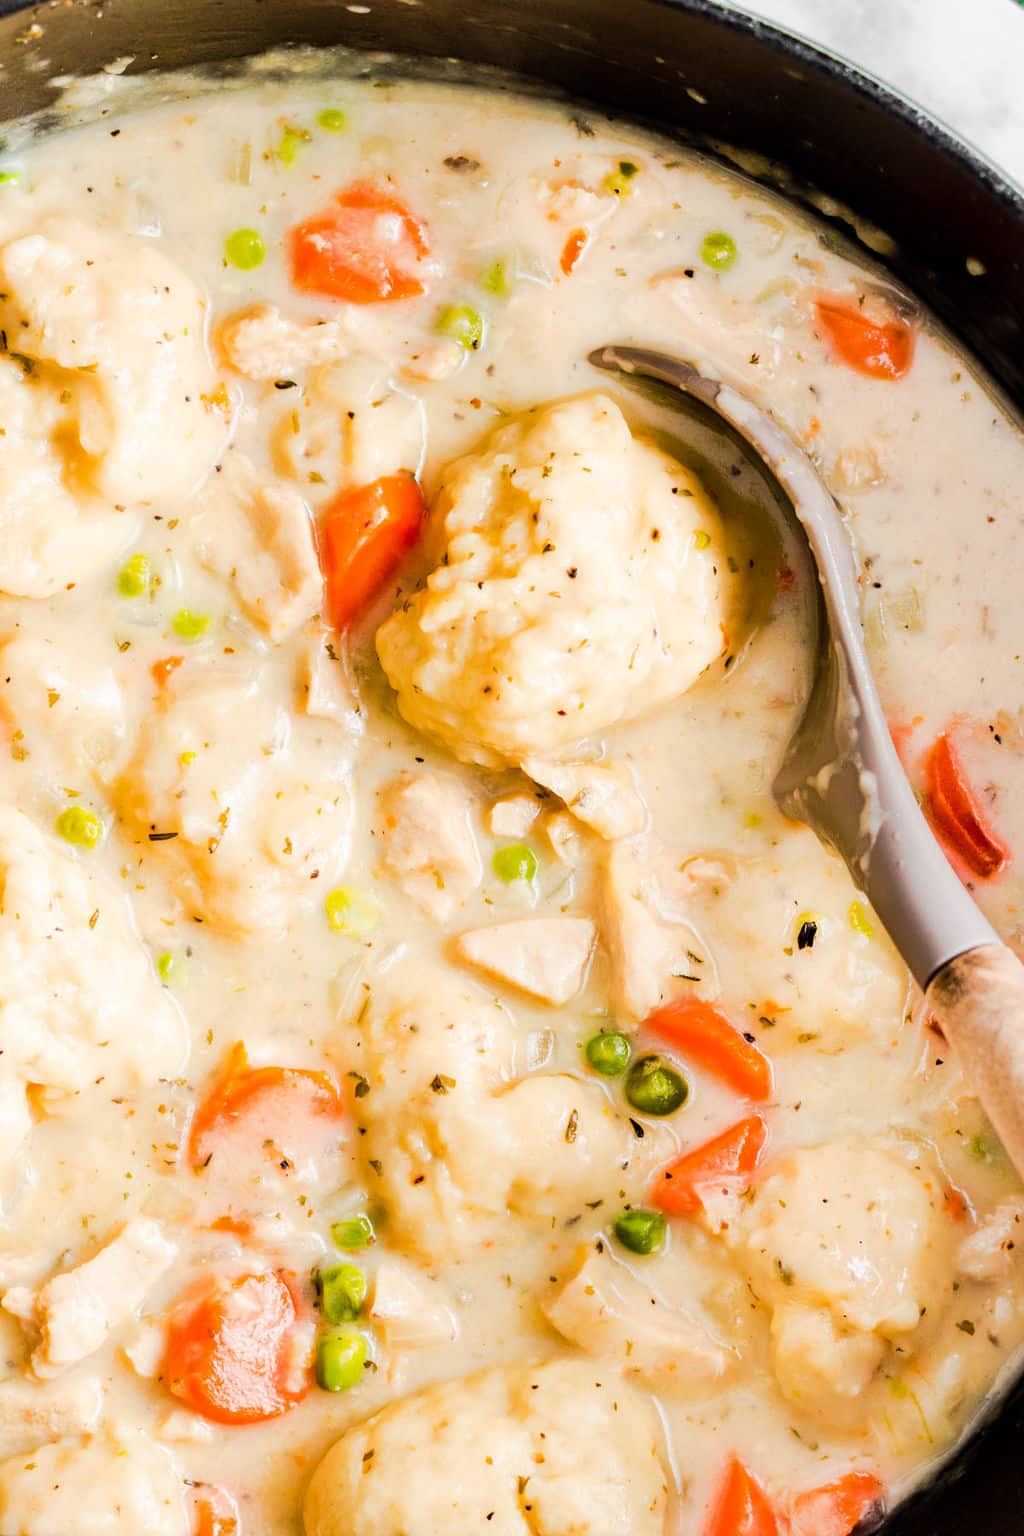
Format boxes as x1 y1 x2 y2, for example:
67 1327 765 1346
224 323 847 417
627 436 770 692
0 68 1023 1536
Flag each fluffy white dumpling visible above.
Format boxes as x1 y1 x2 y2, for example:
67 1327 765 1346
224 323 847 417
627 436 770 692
303 1360 667 1536
0 359 127 600
343 969 665 1264
0 1425 188 1536
0 216 225 504
679 832 910 1044
376 393 734 767
740 1137 952 1419
0 807 187 1161
0 217 226 599
116 661 352 937
0 633 126 785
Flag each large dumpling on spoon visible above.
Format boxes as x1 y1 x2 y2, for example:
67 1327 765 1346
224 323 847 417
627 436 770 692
376 393 736 768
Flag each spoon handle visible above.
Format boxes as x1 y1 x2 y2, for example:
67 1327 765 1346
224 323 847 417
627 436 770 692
928 944 1024 1173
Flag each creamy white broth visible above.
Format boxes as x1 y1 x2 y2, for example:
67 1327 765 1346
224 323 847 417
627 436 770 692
0 69 1022 1536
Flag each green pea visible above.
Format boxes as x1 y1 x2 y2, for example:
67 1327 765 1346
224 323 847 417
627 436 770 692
0 168 21 188
156 950 189 988
436 303 484 351
316 1262 366 1323
171 609 210 643
624 1053 688 1116
325 886 379 935
480 259 511 296
613 1208 666 1256
331 1213 375 1252
603 159 640 197
117 553 152 599
315 1325 367 1392
701 230 738 271
224 227 266 271
277 127 312 165
492 843 538 883
55 806 103 850
585 1031 631 1078
317 108 348 132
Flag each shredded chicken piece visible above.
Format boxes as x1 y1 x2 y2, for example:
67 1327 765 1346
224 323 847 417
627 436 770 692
454 916 595 1004
3 1217 177 1380
218 302 350 379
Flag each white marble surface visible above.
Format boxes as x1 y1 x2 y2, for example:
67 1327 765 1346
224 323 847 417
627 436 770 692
721 0 1024 188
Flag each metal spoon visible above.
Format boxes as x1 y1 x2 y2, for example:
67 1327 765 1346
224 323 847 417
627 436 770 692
591 343 1024 1173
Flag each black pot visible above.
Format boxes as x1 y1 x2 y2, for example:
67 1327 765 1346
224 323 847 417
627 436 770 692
0 0 1020 1530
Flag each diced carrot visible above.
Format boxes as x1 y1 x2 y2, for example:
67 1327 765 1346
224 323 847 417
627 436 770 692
192 1484 241 1536
645 998 773 1102
704 1457 780 1536
944 1183 973 1223
650 1114 768 1217
289 181 430 303
320 472 426 630
152 655 183 688
163 1270 308 1425
560 227 588 275
789 1471 885 1536
815 296 914 380
208 1214 254 1238
925 729 1008 880
188 1041 343 1171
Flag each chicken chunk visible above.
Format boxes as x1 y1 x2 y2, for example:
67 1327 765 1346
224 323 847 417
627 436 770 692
0 216 224 505
0 633 126 785
0 1425 188 1536
116 662 352 937
523 757 646 840
194 451 321 642
488 794 541 838
0 1376 102 1459
957 1199 1024 1282
272 355 425 493
303 1359 667 1536
378 773 481 922
601 841 699 1023
739 1138 952 1420
454 916 596 1004
368 1259 458 1348
377 394 736 768
0 807 187 1161
218 302 349 380
296 625 363 733
542 1242 733 1388
3 1217 176 1380
343 969 665 1264
0 358 128 599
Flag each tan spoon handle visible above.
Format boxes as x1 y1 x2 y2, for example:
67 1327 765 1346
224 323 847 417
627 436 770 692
927 943 1024 1171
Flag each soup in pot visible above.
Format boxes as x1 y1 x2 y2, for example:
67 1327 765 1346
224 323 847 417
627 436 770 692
0 66 1023 1536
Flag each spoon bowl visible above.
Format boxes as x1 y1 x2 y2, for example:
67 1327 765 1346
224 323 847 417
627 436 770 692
591 342 1024 1174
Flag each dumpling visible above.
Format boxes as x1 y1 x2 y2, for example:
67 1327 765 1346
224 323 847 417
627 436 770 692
0 216 225 504
0 807 187 1163
739 1137 953 1420
0 1425 188 1536
0 359 127 600
116 660 352 937
376 393 735 768
0 633 126 786
341 968 668 1264
303 1359 667 1536
0 217 225 599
